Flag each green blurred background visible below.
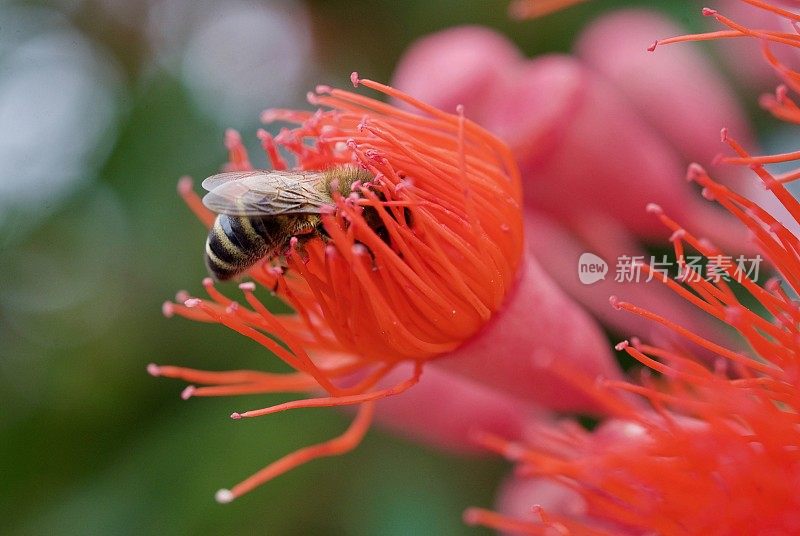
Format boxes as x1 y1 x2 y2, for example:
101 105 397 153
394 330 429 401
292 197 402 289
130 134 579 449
0 1 767 534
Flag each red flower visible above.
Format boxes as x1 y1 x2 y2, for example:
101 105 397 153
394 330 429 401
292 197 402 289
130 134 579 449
149 75 621 502
467 2 800 533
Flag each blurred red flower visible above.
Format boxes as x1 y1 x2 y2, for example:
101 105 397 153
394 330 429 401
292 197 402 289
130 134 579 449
466 2 800 533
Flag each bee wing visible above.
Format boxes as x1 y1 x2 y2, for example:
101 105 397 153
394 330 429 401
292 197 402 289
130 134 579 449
201 170 332 216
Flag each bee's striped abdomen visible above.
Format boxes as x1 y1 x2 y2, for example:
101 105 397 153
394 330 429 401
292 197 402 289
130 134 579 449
205 215 280 280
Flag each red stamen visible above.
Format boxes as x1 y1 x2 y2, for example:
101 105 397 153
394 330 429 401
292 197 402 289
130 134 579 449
507 0 589 20
177 176 215 228
463 508 548 535
216 401 375 503
223 128 252 171
232 363 420 418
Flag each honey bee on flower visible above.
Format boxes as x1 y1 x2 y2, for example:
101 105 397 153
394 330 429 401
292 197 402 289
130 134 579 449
201 166 376 281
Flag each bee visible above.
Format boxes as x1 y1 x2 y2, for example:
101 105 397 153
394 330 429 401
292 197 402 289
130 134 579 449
202 166 375 281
